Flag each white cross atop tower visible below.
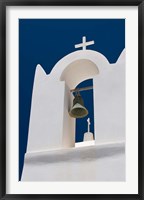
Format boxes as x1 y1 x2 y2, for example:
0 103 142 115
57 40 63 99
75 36 94 50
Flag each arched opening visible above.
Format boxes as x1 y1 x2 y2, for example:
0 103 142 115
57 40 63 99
59 59 98 148
74 79 94 144
60 59 99 89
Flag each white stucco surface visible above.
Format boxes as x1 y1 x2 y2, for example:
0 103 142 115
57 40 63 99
83 132 94 141
22 47 125 181
22 142 125 181
93 50 125 143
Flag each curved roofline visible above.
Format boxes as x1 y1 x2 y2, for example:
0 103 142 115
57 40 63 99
50 50 110 80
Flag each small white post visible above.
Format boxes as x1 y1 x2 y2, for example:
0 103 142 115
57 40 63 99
87 118 91 132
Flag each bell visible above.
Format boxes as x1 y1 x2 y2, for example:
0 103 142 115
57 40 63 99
69 92 88 118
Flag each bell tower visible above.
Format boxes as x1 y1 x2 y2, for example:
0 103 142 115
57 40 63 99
25 36 125 154
22 36 125 181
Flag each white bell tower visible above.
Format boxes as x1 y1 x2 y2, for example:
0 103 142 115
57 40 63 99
22 36 125 181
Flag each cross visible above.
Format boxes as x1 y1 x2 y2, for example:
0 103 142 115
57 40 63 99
87 118 91 132
75 36 94 50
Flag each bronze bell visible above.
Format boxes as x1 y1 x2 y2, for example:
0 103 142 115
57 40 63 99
69 92 88 118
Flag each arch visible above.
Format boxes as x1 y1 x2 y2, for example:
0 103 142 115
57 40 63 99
49 50 110 146
50 50 110 87
60 59 99 89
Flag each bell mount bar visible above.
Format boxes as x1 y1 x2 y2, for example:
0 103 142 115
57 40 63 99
70 86 93 93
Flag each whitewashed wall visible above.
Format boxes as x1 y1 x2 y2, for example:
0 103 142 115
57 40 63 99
22 49 125 181
93 50 125 143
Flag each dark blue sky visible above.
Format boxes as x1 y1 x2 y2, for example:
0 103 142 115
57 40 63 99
19 19 125 180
